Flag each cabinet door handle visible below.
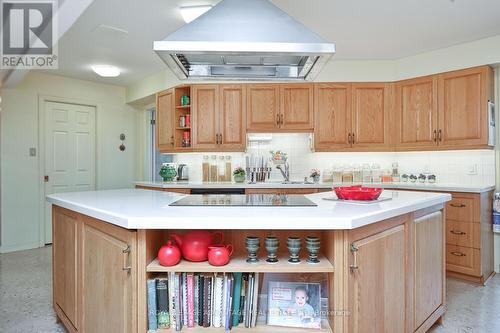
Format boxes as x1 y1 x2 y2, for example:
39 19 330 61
280 114 284 126
219 133 223 145
450 203 466 208
122 244 131 254
122 266 132 273
351 132 355 144
276 114 280 126
450 230 466 235
350 244 359 272
170 135 174 146
348 133 352 144
438 129 442 142
433 130 437 142
451 251 466 257
123 244 132 273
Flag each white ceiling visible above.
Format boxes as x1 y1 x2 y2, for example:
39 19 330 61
36 0 500 87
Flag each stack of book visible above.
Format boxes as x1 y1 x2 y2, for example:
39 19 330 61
147 272 260 332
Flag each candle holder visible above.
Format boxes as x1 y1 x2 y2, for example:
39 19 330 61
305 236 321 264
287 236 302 264
265 236 280 263
245 236 260 263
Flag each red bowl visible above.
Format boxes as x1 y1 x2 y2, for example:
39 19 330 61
334 186 383 201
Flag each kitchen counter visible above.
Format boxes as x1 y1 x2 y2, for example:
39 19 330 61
47 188 450 230
135 180 495 193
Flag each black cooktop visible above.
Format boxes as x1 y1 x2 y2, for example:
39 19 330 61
169 194 317 207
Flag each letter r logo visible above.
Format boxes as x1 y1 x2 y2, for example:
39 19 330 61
2 1 53 55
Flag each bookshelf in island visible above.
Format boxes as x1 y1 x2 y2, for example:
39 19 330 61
47 189 451 333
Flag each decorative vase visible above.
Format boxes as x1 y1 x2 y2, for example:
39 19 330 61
287 237 301 264
245 236 260 263
234 173 246 183
305 236 321 264
265 236 280 263
159 163 177 182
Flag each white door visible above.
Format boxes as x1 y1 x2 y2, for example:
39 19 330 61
44 101 96 243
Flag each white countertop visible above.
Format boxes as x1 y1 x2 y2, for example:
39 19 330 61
135 180 495 193
47 189 451 230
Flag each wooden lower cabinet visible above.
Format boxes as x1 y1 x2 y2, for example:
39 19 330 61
135 185 191 194
346 208 445 333
245 188 319 195
53 206 138 333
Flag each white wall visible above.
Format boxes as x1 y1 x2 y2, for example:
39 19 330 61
0 72 141 253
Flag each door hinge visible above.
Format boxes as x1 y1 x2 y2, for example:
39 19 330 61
44 175 49 182
150 119 156 125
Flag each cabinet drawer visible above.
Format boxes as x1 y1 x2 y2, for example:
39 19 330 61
446 197 476 222
446 244 481 277
446 220 480 249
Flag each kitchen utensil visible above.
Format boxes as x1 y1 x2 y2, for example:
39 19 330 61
171 230 224 262
208 244 233 266
287 237 301 264
157 240 181 266
177 164 189 181
245 236 260 263
305 236 321 264
265 236 280 263
333 186 383 201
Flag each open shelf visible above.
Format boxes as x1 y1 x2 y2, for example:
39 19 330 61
147 254 334 273
176 105 191 109
150 320 332 333
175 127 191 130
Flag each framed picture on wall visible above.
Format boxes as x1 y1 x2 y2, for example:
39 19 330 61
267 281 322 329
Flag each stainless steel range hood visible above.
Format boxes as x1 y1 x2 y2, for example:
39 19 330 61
154 0 335 81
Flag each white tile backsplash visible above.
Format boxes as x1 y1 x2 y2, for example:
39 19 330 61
170 134 496 185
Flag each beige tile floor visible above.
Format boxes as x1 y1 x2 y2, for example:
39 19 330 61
0 246 499 332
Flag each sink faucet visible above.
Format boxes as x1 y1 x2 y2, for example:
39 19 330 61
276 162 290 183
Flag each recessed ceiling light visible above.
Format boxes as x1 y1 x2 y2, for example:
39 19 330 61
91 65 120 77
179 5 212 24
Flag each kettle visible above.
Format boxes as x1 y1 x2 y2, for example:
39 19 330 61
178 164 189 181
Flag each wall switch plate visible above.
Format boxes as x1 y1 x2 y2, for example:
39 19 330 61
29 148 36 156
467 164 478 175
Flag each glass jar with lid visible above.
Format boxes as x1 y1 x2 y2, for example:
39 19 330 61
342 164 353 183
362 163 372 183
332 165 343 183
202 155 210 182
210 155 218 182
381 169 393 183
371 163 382 183
352 164 362 183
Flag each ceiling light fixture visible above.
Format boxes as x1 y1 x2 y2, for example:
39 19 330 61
91 64 121 77
179 5 212 24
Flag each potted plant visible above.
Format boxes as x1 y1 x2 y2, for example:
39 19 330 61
418 174 427 183
310 169 321 183
428 174 437 183
409 174 418 183
401 174 409 182
233 167 246 183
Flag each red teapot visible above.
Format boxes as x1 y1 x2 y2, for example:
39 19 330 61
208 244 233 266
157 240 181 266
171 230 223 262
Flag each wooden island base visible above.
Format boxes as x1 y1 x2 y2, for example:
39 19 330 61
52 203 446 333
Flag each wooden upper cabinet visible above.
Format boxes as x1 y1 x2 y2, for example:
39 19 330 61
192 85 219 150
156 89 175 152
280 84 314 131
396 76 438 150
314 83 352 150
219 85 247 150
351 83 390 149
246 84 280 131
437 66 492 148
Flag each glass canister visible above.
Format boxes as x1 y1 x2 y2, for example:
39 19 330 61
352 164 363 183
342 165 353 183
332 165 343 183
371 163 382 183
210 155 218 182
381 169 393 183
202 155 210 182
218 156 226 182
225 156 232 182
362 163 372 183
322 169 333 183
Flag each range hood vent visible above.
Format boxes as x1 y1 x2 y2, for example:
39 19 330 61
154 0 335 81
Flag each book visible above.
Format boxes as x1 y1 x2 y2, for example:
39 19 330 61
251 272 260 327
187 273 195 327
168 272 176 329
240 274 248 324
245 273 254 328
221 273 228 328
212 273 224 328
156 277 170 329
182 273 188 326
174 273 183 331
147 279 158 331
194 274 199 326
202 274 212 327
225 274 234 330
198 275 204 326
232 272 242 327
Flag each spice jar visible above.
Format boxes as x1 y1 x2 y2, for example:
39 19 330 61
362 163 372 183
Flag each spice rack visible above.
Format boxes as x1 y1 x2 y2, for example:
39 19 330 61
174 86 192 149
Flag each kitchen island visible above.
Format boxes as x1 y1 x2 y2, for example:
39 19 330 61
47 189 451 333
